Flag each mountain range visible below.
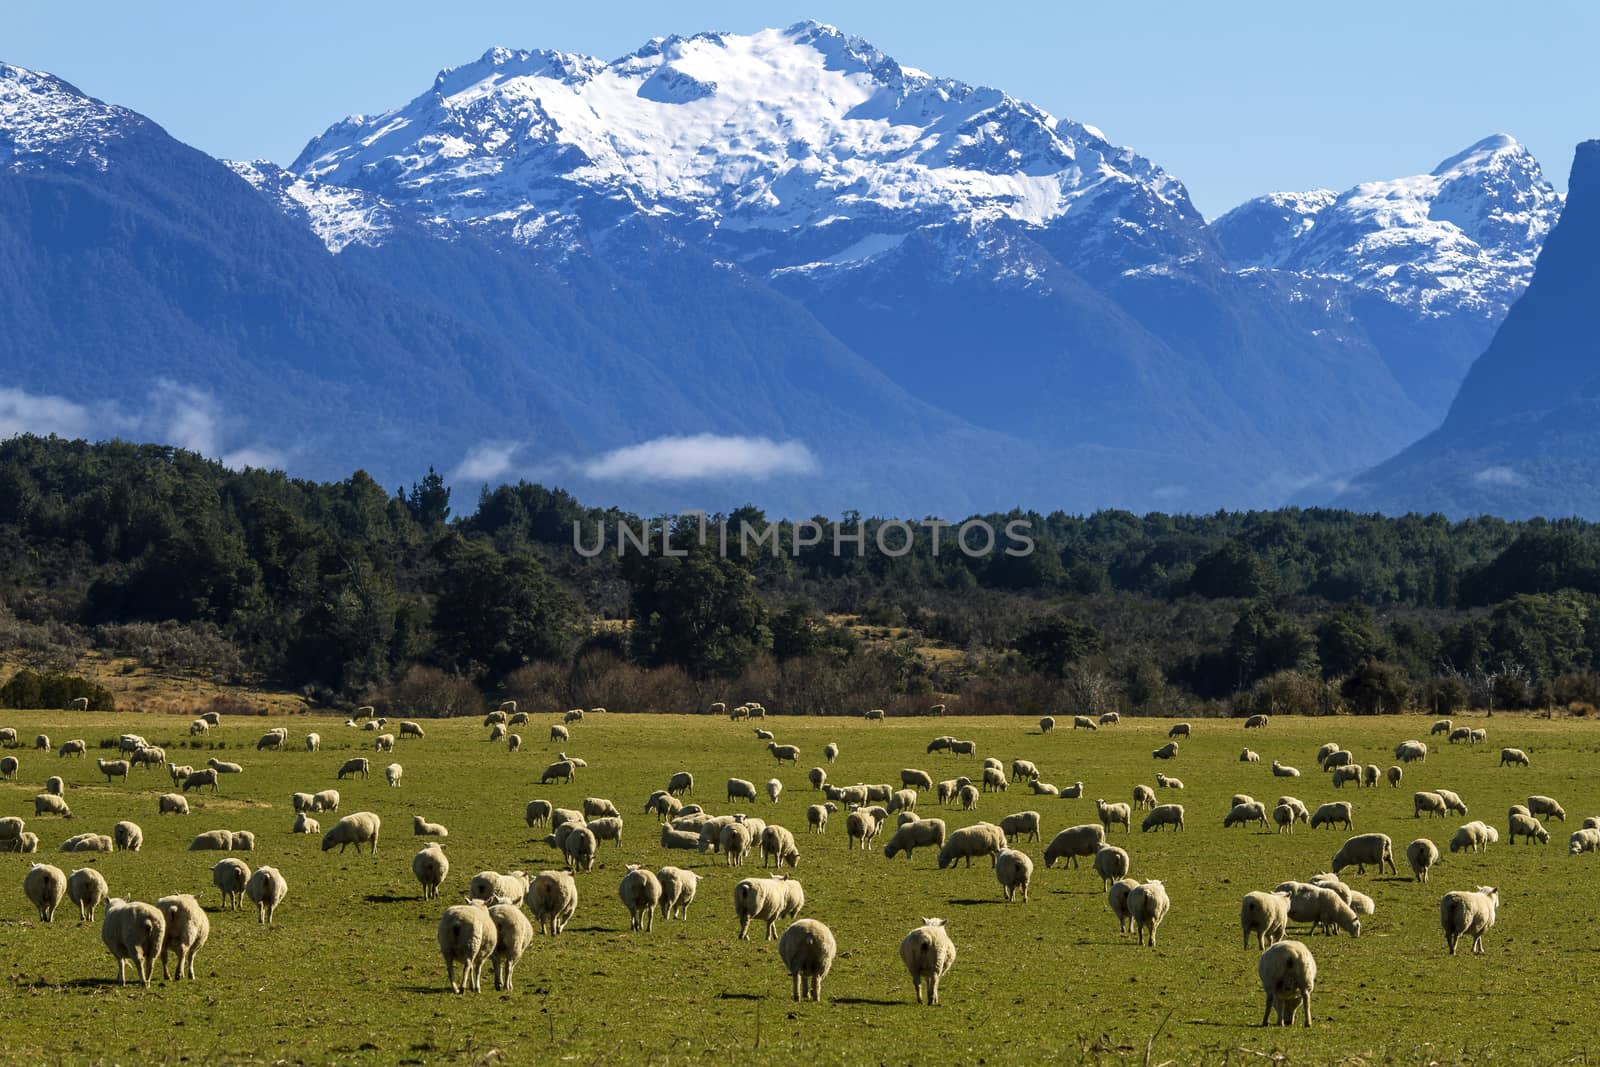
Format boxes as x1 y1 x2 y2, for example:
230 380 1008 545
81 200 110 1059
0 24 1581 516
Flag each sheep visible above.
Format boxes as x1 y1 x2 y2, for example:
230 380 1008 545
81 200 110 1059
1166 722 1191 739
1441 886 1500 955
900 918 957 1006
1331 832 1396 876
643 792 682 821
1470 728 1487 744
1278 793 1309 826
1493 746 1531 768
540 760 576 785
179 768 217 794
187 829 233 852
96 758 130 784
150 894 211 983
1258 940 1316 1027
34 793 70 817
1509 812 1550 844
563 825 598 872
1244 713 1269 729
230 829 257 852
823 743 839 763
530 870 579 935
473 902 532 995
1529 795 1567 822
383 762 403 787
302 732 320 752
1309 802 1354 831
661 825 701 850
764 778 785 805
438 902 498 994
779 918 836 1002
845 808 880 851
1040 716 1056 733
1093 844 1130 888
649 865 699 922
949 739 977 757
1141 804 1185 833
1405 837 1441 883
1387 765 1403 788
806 803 832 835
337 758 370 781
1321 749 1353 770
575 796 619 821
1043 823 1107 868
113 820 143 852
245 865 289 926
412 814 448 838
1240 748 1260 763
885 789 918 816
60 833 114 853
404 843 450 900
58 738 86 758
1241 890 1291 949
548 723 571 745
984 847 1035 904
586 816 624 849
1569 828 1600 855
1430 718 1453 736
506 712 528 726
1072 715 1096 731
488 723 507 742
802 767 827 794
618 865 663 932
1437 788 1469 816
291 812 319 835
938 823 1008 869
1450 822 1490 854
767 742 801 765
468 870 531 907
1586 816 1600 830
1130 784 1155 811
864 708 885 721
1096 799 1133 833
1152 742 1178 760
1361 764 1380 787
1414 791 1448 818
991 810 1036 844
321 811 381 855
207 758 243 774
312 789 340 812
44 776 63 796
958 784 980 810
1395 740 1428 764
727 778 758 803
1028 781 1060 798
1272 760 1301 778
1224 801 1270 830
901 768 934 792
1448 727 1471 744
67 866 109 921
735 874 806 940
1128 880 1170 946
23 863 67 922
761 825 801 869
1278 883 1361 937
753 727 775 741
101 898 166 987
0 755 18 781
1272 804 1297 833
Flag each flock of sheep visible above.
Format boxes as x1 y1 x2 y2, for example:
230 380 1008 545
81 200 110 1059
0 700 1579 1032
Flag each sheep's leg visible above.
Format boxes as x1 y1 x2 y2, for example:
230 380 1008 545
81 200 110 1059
1300 991 1312 1027
1261 993 1274 1027
790 972 801 1002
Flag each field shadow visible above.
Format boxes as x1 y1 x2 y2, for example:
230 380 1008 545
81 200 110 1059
567 926 613 934
948 898 1007 906
62 977 120 988
717 992 761 1001
397 985 457 995
365 893 413 904
832 996 900 1007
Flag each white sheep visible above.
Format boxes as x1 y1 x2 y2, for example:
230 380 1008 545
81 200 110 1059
1096 799 1133 833
1241 890 1290 949
1040 716 1056 733
767 742 800 765
34 794 70 817
157 894 210 981
23 863 67 921
1407 838 1440 882
321 811 381 855
661 826 701 850
727 777 758 803
480 902 533 994
1395 740 1428 763
337 758 370 780
1331 766 1363 789
901 918 957 1005
1331 833 1396 876
1043 823 1107 868
1029 780 1059 797
211 858 250 910
187 830 234 852
1240 749 1260 763
384 762 403 787
1450 821 1490 854
1128 880 1170 947
882 818 947 860
246 866 288 926
67 866 109 921
438 902 498 993
101 897 166 987
1272 760 1301 778
563 825 598 872
734 874 806 940
1224 801 1270 830
995 849 1034 902
1152 742 1179 760
1500 747 1530 767
1093 844 1130 888
618 865 663 932
1414 791 1448 818
1387 766 1403 788
44 776 63 796
1155 772 1184 789
1107 877 1139 933
1140 804 1185 833
57 738 87 758
1437 788 1469 816
180 769 218 793
779 918 836 1002
1309 802 1353 831
305 732 321 751
530 870 578 935
958 784 980 810
766 778 784 804
1000 810 1042 844
807 803 832 835
1258 940 1316 1027
1509 812 1549 844
823 743 839 763
113 820 143 852
1528 795 1566 822
1244 713 1269 729
1441 886 1500 955
719 821 754 867
1131 784 1155 810
413 843 450 899
312 788 340 812
1278 883 1361 938
657 866 699 920
937 823 1007 869
760 824 800 869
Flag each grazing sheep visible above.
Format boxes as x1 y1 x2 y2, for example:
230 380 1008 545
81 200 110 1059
1498 747 1530 767
1330 766 1362 789
901 918 957 1005
67 867 109 921
1043 823 1107 868
539 759 577 785
1362 764 1380 787
1387 765 1403 788
1309 802 1354 831
767 742 801 765
656 866 699 920
1141 804 1185 833
806 804 831 835
208 858 249 910
949 739 977 757
1259 940 1316 1027
337 758 370 781
901 768 934 792
1448 727 1471 744
1128 880 1170 946
44 775 63 796
1040 716 1056 733
779 918 836 1002
438 902 498 994
727 778 758 803
1450 821 1490 854
1330 833 1396 876
34 793 70 817
58 738 87 758
1152 742 1178 760
823 743 839 763
1273 804 1296 833
1096 799 1132 833
1244 714 1269 729
581 797 621 821
1395 740 1428 764
1132 784 1155 810
958 784 980 811
735 874 806 940
0 755 17 781
585 816 623 849
178 769 218 794
559 825 596 872
844 808 880 851
24 863 68 921
508 712 529 726
1093 844 1130 888
383 762 403 787
807 767 827 792
1407 838 1440 882
303 732 321 752
31 734 48 752
1240 748 1260 763
1528 795 1566 822
882 817 946 859
1099 711 1121 725
1470 728 1486 744
1278 883 1361 938
618 865 663 932
760 825 801 869
312 789 340 813
643 792 682 821
246 866 289 926
766 778 784 805
1414 791 1448 818
101 898 166 987
413 815 448 838
1071 715 1096 731
1242 890 1291 949
96 758 130 784
994 849 1035 903
187 830 233 852
525 799 554 828
1509 812 1550 844
412 843 450 899
156 894 209 981
1431 718 1453 736
864 708 885 721
1223 801 1270 830
321 812 381 855
1168 723 1191 739
1569 828 1600 855
1321 749 1354 770
1441 886 1500 955
482 902 534 993
108 820 142 852
938 823 1008 869
1437 789 1469 816
530 870 579 935
468 871 531 907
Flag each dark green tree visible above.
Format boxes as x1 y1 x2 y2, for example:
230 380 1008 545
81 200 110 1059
431 537 577 679
1016 612 1103 678
626 541 770 679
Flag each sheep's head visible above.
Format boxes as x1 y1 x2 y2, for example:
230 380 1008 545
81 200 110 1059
923 917 946 928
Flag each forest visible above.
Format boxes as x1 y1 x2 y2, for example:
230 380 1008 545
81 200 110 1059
3 435 1600 718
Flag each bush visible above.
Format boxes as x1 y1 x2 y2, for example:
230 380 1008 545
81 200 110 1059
371 666 482 719
0 669 114 711
94 621 244 679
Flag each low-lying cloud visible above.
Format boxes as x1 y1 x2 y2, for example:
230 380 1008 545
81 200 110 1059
452 441 520 482
578 434 819 482
1471 465 1523 487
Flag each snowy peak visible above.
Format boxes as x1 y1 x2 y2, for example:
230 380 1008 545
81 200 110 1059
1213 134 1563 317
226 159 396 253
0 62 147 169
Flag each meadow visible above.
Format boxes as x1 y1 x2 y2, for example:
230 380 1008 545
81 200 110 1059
2 708 1598 1066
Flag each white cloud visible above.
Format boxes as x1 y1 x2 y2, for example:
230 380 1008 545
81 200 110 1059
579 434 818 482
220 447 285 472
452 441 520 482
0 386 98 439
1471 465 1523 487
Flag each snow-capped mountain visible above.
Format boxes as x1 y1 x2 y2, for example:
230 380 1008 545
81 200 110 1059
225 160 398 253
0 62 144 169
1214 135 1563 319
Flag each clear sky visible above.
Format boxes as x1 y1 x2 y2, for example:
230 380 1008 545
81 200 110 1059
6 0 1592 217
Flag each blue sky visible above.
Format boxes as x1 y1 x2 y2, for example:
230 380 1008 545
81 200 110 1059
6 0 1591 216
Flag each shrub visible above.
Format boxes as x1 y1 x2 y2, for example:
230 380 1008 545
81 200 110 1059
0 669 115 711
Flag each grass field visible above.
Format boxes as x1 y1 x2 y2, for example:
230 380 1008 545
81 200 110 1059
2 708 1598 1066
